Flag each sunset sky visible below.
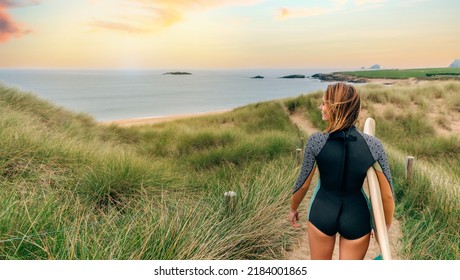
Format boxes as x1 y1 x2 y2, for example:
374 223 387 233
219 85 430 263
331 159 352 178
1 0 459 69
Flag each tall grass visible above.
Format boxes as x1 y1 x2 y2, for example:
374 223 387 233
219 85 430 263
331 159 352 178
2 80 458 259
386 147 460 259
0 85 302 259
285 81 460 259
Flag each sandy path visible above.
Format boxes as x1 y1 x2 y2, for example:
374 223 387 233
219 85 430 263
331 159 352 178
103 107 402 260
285 112 402 260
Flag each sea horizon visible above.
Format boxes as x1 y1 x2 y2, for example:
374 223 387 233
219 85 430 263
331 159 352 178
0 68 349 121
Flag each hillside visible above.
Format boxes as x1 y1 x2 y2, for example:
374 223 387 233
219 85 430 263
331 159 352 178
0 84 304 259
313 67 460 82
0 80 458 260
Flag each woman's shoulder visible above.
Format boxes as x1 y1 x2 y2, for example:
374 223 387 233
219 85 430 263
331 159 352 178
355 128 387 160
355 127 384 146
308 131 329 142
306 131 329 155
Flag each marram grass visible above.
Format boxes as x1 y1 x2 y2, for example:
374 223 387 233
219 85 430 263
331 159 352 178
0 85 301 259
1 80 458 260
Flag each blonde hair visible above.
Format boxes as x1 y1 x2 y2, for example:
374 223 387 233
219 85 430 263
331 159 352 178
323 83 360 133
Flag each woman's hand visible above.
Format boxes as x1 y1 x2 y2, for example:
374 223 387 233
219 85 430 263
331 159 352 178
289 210 301 228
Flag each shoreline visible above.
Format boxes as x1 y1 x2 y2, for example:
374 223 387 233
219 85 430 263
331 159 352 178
100 78 418 127
101 109 233 127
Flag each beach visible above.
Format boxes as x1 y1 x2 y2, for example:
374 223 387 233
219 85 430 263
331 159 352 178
100 78 403 127
0 68 334 122
102 109 233 127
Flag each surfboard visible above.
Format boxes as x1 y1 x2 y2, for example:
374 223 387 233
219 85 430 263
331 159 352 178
363 117 392 260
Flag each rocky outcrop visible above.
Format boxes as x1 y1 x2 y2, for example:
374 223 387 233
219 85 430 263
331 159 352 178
449 59 460 68
163 72 192 75
279 75 305 79
251 76 264 79
360 64 381 70
311 73 367 83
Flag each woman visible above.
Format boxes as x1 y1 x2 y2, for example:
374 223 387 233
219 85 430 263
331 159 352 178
289 82 395 260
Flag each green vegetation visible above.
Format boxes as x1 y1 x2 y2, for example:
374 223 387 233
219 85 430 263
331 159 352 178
0 85 302 259
1 79 459 260
341 67 460 79
285 90 327 131
285 81 460 259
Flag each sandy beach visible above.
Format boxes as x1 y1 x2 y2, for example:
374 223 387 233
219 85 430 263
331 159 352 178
101 109 233 127
100 78 416 128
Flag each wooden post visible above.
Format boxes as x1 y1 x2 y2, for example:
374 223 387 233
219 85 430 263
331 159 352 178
224 191 237 213
296 148 302 164
405 156 415 181
300 137 305 149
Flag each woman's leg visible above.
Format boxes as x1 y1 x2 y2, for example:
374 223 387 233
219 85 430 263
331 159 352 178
307 221 336 260
338 233 371 260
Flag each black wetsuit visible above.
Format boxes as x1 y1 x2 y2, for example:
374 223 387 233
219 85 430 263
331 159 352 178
293 125 393 240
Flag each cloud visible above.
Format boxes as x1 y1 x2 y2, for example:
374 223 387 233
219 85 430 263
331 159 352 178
88 20 148 34
0 7 20 42
334 0 349 5
0 6 24 42
88 0 263 33
278 0 386 20
277 7 337 19
0 0 41 8
397 0 426 8
354 0 385 6
0 0 38 43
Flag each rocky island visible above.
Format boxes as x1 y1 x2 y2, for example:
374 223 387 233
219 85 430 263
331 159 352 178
311 73 367 83
163 72 192 75
449 59 460 68
279 74 305 79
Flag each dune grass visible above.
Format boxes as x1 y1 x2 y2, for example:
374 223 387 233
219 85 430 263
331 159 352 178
1 80 458 260
284 80 460 259
0 84 306 259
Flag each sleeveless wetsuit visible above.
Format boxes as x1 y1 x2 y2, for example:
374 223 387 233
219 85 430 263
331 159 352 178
292 125 394 240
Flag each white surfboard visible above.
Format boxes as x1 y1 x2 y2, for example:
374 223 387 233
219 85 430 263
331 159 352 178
363 118 392 260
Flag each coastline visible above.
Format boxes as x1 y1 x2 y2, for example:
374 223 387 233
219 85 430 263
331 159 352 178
101 109 233 127
100 78 411 127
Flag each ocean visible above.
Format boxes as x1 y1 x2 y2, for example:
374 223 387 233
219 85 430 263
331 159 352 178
0 68 341 121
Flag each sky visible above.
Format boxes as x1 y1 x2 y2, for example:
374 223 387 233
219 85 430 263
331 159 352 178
0 0 459 69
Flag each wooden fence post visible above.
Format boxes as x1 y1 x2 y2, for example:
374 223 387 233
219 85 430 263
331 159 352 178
296 148 302 164
224 191 237 213
299 129 304 147
405 156 415 181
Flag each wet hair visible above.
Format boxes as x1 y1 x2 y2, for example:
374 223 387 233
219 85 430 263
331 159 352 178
323 82 360 133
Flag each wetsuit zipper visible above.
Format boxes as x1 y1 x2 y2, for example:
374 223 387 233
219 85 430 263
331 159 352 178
340 127 356 194
339 130 348 194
